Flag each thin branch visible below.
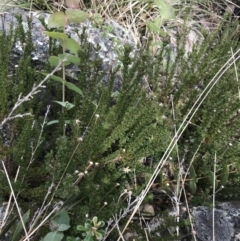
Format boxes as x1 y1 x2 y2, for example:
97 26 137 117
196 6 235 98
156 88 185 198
1 161 29 241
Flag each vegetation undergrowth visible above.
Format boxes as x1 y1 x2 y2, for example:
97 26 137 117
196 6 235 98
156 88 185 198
0 0 240 241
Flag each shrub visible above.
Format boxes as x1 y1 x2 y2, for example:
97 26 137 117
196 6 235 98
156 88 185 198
1 9 240 241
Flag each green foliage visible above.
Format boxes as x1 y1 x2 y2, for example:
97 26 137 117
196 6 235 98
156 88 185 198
2 6 240 241
42 209 70 241
76 217 105 241
42 211 104 241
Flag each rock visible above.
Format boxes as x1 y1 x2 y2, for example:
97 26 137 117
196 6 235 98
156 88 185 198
0 8 136 75
192 202 240 241
0 7 140 100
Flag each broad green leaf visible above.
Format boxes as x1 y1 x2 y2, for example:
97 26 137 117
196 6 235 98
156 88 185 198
65 9 88 24
57 224 71 232
52 209 70 226
48 11 66 28
220 164 229 186
95 231 103 240
60 38 80 55
49 55 71 66
42 72 65 83
43 231 64 241
49 56 60 66
11 210 30 241
45 74 83 96
58 54 80 65
54 101 75 110
77 225 87 231
44 31 68 40
64 81 83 96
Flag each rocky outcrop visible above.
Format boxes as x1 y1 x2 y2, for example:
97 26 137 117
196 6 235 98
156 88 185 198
0 8 136 70
193 202 240 241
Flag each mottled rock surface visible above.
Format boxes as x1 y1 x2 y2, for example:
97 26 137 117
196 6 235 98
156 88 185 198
0 8 136 69
193 202 240 241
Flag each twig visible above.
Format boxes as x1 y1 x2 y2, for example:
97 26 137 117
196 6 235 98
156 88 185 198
212 152 217 241
1 161 29 241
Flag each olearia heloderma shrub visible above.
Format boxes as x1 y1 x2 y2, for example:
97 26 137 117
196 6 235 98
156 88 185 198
1 6 240 240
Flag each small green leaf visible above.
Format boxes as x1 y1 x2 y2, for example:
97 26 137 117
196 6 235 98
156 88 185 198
92 217 98 225
48 11 66 28
44 31 68 40
54 101 75 110
57 224 71 232
45 74 83 96
43 231 64 241
65 9 88 24
60 38 80 55
58 54 80 65
64 81 83 96
95 231 103 240
77 225 87 231
48 56 62 67
47 120 59 125
49 55 71 66
84 223 92 230
52 209 70 226
98 221 105 228
47 120 71 126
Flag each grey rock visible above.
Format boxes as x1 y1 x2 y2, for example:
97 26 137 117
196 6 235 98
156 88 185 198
0 8 136 70
192 202 240 241
0 8 137 94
